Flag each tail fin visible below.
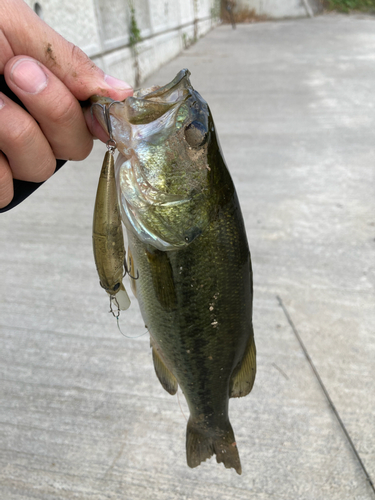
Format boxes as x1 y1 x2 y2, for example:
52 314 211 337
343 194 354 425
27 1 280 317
186 418 242 474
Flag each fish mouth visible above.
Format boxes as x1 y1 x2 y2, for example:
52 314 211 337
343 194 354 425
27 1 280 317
125 71 191 125
91 70 210 251
132 68 192 102
90 69 194 134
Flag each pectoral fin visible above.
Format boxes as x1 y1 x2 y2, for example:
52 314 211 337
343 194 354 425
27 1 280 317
230 332 256 398
151 344 178 395
146 248 177 311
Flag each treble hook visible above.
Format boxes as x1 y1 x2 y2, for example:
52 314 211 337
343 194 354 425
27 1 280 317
91 100 133 157
109 294 121 319
104 101 123 152
91 100 122 151
124 258 139 281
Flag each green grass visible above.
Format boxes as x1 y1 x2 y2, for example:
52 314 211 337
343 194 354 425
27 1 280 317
327 0 375 12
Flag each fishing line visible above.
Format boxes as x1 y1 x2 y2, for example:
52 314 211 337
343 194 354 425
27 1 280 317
108 295 147 339
108 283 143 340
277 295 375 495
116 316 148 339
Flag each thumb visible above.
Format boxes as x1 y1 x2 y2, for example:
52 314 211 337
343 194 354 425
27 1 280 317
1 0 133 101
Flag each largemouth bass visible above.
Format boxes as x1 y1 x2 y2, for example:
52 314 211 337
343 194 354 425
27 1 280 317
91 69 256 474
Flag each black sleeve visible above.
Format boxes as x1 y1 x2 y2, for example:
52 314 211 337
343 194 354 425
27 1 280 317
0 75 67 213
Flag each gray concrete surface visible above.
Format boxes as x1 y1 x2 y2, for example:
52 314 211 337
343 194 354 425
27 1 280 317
0 12 374 500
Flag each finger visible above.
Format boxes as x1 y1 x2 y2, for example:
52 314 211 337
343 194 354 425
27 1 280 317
0 92 55 182
0 28 14 73
1 0 133 102
5 56 93 161
0 151 13 208
83 106 110 143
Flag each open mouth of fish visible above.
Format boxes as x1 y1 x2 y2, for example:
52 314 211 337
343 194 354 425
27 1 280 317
91 69 212 251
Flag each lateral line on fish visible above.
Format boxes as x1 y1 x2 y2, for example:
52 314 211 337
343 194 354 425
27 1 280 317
276 295 375 496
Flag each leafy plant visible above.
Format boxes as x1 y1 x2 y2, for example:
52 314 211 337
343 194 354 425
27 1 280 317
129 4 141 48
326 0 375 12
128 0 141 87
211 0 221 21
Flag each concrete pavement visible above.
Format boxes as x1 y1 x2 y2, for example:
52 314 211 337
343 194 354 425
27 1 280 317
0 13 374 499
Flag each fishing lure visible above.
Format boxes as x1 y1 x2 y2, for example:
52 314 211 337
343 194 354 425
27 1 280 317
92 103 131 316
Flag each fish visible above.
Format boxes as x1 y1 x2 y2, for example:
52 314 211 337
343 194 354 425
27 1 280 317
91 69 256 474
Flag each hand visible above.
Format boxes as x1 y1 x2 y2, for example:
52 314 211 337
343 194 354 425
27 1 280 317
0 0 133 208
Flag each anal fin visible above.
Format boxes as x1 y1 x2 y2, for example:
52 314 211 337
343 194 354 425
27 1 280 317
152 345 178 395
230 332 256 398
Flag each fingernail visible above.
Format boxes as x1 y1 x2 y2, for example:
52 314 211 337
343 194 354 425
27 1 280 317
11 59 48 94
0 97 4 110
104 74 133 90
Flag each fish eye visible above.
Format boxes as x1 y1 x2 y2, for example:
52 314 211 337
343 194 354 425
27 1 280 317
113 283 121 292
184 121 208 148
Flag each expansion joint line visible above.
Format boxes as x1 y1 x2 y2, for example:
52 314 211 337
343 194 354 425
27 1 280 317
276 295 375 496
